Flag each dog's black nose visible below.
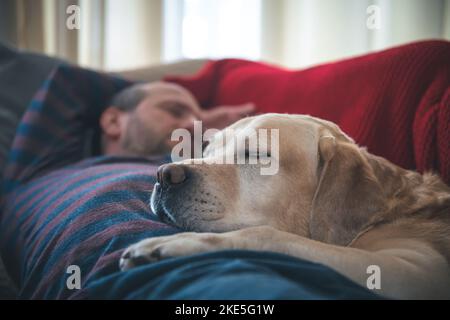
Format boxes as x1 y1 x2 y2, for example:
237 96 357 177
157 164 187 186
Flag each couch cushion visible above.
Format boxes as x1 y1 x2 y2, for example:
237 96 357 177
0 44 62 178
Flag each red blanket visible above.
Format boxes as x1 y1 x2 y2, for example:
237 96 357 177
166 41 450 185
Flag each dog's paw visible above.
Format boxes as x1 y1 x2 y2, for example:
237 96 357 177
119 232 226 271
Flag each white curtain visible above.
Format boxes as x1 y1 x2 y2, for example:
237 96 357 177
2 0 449 71
273 0 450 68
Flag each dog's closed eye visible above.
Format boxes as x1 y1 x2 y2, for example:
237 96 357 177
239 149 271 163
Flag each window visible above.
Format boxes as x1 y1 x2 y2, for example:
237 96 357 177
164 0 262 62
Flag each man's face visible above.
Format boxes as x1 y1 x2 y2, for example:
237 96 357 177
120 83 200 157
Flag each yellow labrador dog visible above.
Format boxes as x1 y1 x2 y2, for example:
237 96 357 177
120 114 450 300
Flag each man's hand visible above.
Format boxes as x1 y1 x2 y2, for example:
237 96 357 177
199 103 256 130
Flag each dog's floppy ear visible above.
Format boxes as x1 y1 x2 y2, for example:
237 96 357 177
309 129 387 246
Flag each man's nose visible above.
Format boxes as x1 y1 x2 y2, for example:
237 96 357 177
157 164 187 186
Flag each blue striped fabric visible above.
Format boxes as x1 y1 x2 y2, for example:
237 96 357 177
0 65 179 299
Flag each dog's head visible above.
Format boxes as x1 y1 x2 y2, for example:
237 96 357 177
151 113 388 245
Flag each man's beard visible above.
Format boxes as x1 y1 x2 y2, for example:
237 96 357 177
121 114 171 157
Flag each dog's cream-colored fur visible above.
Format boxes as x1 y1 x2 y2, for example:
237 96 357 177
120 114 450 299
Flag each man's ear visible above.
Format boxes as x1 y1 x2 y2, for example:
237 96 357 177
100 107 126 140
310 131 387 246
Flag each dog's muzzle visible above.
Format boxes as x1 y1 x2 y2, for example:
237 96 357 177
150 164 190 224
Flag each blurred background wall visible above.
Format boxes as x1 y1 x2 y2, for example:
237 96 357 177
1 0 449 71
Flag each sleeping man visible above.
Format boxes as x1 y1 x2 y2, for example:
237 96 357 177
0 67 378 299
99 81 255 158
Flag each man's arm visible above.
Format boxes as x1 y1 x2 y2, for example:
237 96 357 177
2 65 130 192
